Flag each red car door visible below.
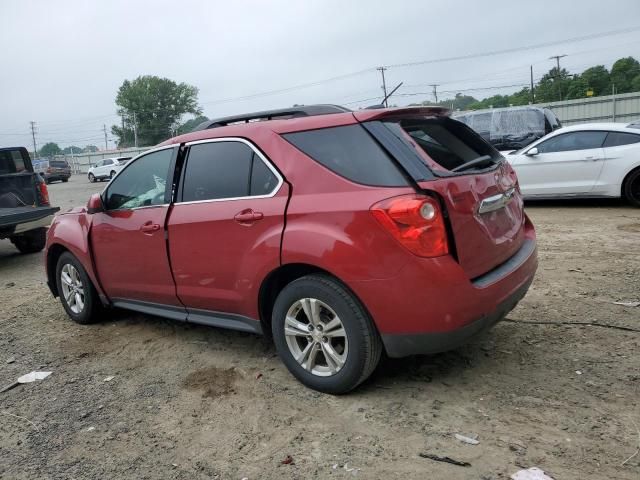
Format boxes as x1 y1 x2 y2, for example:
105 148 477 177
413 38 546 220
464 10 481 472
91 147 183 311
167 139 287 322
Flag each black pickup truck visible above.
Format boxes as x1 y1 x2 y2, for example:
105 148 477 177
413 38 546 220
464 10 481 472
0 147 59 253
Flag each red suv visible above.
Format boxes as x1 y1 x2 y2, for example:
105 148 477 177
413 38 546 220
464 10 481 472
45 105 537 393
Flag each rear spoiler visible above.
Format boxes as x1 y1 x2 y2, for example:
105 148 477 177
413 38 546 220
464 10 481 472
353 106 451 123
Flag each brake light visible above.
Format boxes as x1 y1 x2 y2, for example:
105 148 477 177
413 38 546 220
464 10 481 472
371 194 448 257
38 180 50 206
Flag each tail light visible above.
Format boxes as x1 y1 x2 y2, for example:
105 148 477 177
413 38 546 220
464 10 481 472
37 180 50 206
371 194 448 257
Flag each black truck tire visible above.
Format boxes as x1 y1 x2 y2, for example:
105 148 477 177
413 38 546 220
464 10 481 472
11 227 47 254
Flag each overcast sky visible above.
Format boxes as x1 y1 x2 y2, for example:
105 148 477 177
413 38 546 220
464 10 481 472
2 0 640 149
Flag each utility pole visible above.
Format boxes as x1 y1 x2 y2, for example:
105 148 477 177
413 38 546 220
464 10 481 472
549 54 567 101
530 65 535 104
132 112 138 148
103 124 108 150
377 67 388 107
430 84 440 103
30 121 38 159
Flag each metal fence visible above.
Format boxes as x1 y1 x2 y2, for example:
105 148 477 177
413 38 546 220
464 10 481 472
55 146 150 174
533 91 640 126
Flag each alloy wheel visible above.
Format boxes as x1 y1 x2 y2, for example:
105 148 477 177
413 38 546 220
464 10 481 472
284 298 348 377
60 264 85 314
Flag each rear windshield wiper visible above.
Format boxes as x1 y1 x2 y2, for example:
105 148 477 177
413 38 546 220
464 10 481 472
451 155 497 173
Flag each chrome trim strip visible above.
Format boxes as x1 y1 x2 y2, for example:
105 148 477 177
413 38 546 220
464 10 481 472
478 187 516 214
175 137 284 205
13 215 55 234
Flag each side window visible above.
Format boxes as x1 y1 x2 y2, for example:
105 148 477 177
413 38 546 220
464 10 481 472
603 131 640 148
104 149 173 210
536 131 607 153
250 153 279 195
105 159 113 165
181 141 280 202
283 124 407 186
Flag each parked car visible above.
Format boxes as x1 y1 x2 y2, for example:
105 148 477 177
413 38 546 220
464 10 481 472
41 159 72 184
506 122 640 206
45 105 537 393
1 147 59 253
454 106 562 152
87 157 131 182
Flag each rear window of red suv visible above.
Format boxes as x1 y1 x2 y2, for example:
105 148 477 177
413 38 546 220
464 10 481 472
283 124 408 187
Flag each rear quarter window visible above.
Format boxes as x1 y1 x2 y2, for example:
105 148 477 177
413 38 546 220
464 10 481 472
603 131 640 147
283 124 408 187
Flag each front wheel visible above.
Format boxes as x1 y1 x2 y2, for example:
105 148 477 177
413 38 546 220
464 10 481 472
11 228 47 254
623 169 640 207
55 252 103 324
272 275 382 394
88 173 95 183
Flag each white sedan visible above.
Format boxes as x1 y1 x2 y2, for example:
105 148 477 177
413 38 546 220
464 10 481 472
87 156 131 182
506 123 640 207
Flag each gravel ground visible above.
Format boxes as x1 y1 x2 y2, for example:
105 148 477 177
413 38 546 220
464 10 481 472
1 175 639 479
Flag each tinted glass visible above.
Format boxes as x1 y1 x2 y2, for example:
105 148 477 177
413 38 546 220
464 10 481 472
250 153 278 195
283 124 407 186
182 142 253 202
0 149 26 174
603 131 640 147
50 160 68 168
105 149 173 210
537 131 607 153
397 117 500 171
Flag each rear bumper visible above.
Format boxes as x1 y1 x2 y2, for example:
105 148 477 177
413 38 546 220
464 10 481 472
350 219 537 358
381 276 532 357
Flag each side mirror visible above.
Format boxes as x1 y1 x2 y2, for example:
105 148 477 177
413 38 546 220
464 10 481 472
86 193 104 214
526 147 539 156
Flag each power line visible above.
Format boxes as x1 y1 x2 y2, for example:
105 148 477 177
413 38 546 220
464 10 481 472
386 25 640 69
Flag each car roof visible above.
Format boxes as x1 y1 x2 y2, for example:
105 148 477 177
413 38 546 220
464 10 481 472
158 105 451 147
552 122 640 134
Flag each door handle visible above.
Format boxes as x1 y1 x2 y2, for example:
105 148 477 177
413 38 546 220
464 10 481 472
234 209 264 224
140 222 161 233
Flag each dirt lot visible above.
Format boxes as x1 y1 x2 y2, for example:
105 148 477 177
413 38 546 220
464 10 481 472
1 176 639 479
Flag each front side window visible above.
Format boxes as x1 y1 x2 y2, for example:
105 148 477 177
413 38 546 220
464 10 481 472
181 141 279 202
104 148 173 210
603 131 640 147
536 131 607 153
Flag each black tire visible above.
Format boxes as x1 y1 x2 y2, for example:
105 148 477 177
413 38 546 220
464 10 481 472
272 274 382 394
10 227 47 254
62 178 69 183
88 173 95 183
55 252 103 324
623 168 640 207
110 170 116 179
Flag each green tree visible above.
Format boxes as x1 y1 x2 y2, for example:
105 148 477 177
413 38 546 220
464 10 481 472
177 115 209 135
610 57 640 93
580 65 610 96
631 74 640 92
39 142 62 157
83 145 99 153
111 75 201 147
62 146 81 155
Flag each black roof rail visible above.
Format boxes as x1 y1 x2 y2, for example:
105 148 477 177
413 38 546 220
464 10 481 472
192 104 352 132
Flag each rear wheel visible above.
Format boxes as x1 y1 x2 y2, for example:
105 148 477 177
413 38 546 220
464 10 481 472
272 275 382 394
110 170 116 179
62 178 69 183
11 227 47 254
55 252 103 324
88 173 95 183
623 168 640 207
